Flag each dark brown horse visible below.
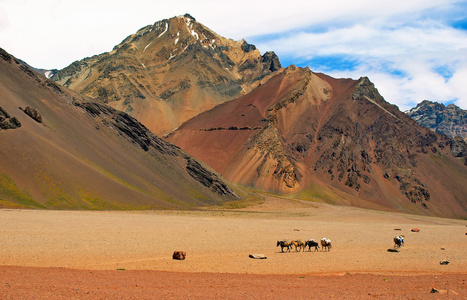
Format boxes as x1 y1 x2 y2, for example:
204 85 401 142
305 239 320 252
277 240 291 252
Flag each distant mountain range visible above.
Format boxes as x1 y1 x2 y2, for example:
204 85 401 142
2 15 466 218
406 100 467 142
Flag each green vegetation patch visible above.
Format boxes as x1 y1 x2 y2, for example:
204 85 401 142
294 184 342 204
215 193 264 209
0 173 44 208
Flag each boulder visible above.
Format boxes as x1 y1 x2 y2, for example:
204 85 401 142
172 251 186 260
249 254 267 259
430 287 448 294
22 106 43 123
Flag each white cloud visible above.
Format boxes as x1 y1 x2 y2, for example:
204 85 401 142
254 15 467 110
0 0 466 109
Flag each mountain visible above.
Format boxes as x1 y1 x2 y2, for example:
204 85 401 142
52 14 281 136
18 59 58 79
29 14 466 218
167 66 467 218
0 47 239 209
406 100 467 142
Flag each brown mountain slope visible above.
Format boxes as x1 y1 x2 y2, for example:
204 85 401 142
0 48 238 209
53 14 281 136
167 66 467 218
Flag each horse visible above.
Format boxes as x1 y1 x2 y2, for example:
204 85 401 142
290 240 305 252
305 239 320 252
321 238 332 251
277 240 291 252
394 235 404 248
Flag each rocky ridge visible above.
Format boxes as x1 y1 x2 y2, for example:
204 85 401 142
406 100 467 142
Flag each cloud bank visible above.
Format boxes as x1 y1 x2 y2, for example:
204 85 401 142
1 0 466 110
251 1 467 110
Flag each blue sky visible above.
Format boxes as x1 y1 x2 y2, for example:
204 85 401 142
1 0 466 110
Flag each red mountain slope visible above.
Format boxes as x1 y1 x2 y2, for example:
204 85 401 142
167 66 467 218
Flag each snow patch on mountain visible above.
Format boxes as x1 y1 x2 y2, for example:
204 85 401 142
157 22 169 39
44 70 53 79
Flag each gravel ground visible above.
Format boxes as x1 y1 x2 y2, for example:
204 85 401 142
0 197 466 298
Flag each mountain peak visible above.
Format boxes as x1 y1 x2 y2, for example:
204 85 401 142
53 15 282 136
407 100 467 142
180 13 196 21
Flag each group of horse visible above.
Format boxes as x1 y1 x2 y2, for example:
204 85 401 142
277 235 403 253
277 238 332 253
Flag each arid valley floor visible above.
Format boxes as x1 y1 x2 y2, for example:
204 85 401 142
0 196 466 298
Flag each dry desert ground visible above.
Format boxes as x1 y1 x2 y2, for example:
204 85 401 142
0 195 466 298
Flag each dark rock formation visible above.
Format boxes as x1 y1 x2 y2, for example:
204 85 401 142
21 106 43 123
261 51 281 73
185 158 238 197
406 100 467 142
0 107 21 130
241 40 256 53
75 101 181 156
450 137 467 157
0 48 13 63
172 251 186 260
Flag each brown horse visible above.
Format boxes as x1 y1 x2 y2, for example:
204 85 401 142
290 240 305 252
321 238 332 251
277 240 291 252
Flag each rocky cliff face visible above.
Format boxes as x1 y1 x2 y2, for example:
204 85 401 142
53 14 281 136
406 100 467 142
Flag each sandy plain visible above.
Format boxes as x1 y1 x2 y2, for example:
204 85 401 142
0 195 466 298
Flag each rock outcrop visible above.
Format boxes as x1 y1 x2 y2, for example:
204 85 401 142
406 100 467 142
21 106 43 123
74 101 238 198
0 107 21 130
